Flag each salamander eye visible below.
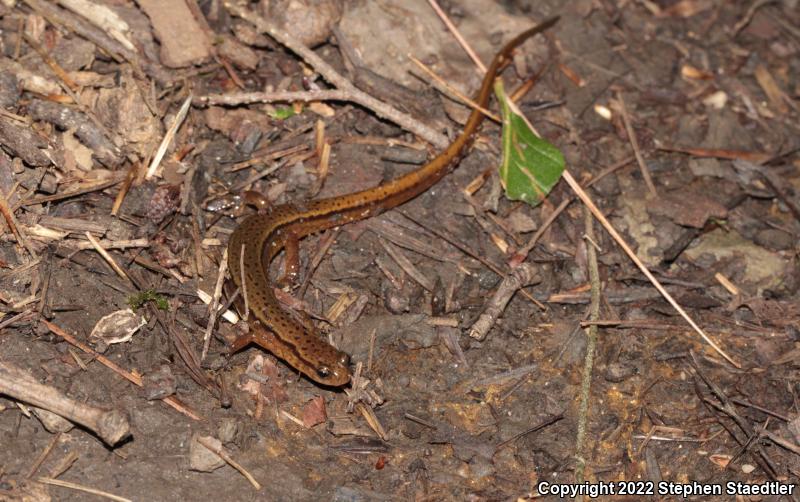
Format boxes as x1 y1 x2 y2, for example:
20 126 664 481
338 353 351 367
316 367 331 379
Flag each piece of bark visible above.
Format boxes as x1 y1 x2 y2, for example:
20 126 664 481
217 34 260 70
27 100 122 167
0 71 20 109
25 0 172 84
138 0 212 68
0 116 53 166
92 71 162 158
0 59 62 96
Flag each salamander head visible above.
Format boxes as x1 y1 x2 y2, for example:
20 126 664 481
311 351 351 386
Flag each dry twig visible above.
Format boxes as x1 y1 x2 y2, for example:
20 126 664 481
426 0 486 72
196 436 262 490
615 91 657 197
84 231 131 283
202 248 228 360
0 361 130 446
408 55 499 122
468 263 541 341
574 207 601 484
146 94 192 179
37 477 131 502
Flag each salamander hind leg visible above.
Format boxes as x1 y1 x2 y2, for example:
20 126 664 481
276 230 301 288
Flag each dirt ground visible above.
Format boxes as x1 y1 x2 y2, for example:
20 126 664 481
1 0 799 501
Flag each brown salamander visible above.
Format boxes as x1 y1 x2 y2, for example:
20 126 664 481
227 18 559 386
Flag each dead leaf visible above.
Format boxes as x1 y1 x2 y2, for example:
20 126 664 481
137 0 211 67
506 210 538 233
302 396 328 428
709 453 731 468
647 191 727 228
89 309 146 350
681 64 714 81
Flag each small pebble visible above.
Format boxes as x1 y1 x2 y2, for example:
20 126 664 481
217 418 240 444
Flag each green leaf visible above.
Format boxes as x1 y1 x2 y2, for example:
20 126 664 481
495 81 564 207
268 106 297 120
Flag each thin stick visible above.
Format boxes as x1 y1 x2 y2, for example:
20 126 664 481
22 33 78 91
512 156 635 263
200 89 351 106
297 228 339 298
733 0 777 36
231 158 291 192
468 263 540 340
399 212 545 310
26 432 61 479
196 288 239 324
146 94 192 180
202 248 228 360
111 164 138 216
37 477 131 502
379 239 435 292
715 273 739 296
426 0 486 72
58 238 149 251
574 207 601 483
616 91 657 196
196 436 261 490
0 188 37 258
227 144 307 172
495 414 563 452
84 232 130 283
18 175 126 209
408 55 500 122
357 402 388 440
0 308 36 330
514 198 569 261
280 410 306 427
48 450 79 479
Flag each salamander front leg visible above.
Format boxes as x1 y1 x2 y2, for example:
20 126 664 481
228 331 254 353
229 320 282 354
